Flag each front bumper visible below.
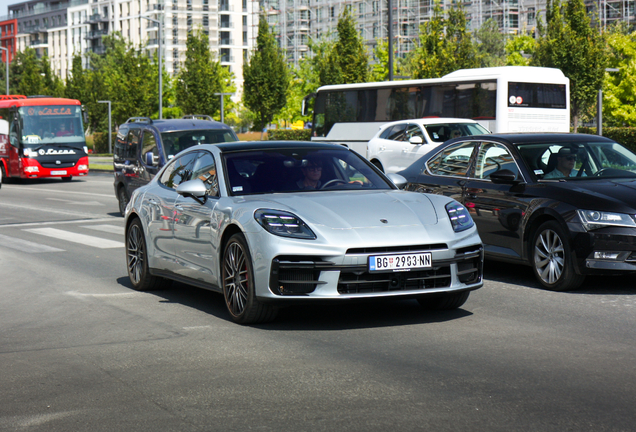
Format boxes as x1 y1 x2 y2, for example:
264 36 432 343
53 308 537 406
248 231 484 301
19 156 89 178
570 224 636 275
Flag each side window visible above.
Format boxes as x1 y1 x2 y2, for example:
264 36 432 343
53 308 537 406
379 126 393 139
191 151 219 197
475 143 519 180
425 141 477 177
405 124 424 140
387 123 407 141
126 128 141 159
140 131 159 166
114 126 129 159
159 151 197 189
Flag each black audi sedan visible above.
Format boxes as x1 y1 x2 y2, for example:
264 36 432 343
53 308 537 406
397 133 636 291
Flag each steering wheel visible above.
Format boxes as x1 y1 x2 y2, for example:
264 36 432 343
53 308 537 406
593 168 608 177
320 179 347 189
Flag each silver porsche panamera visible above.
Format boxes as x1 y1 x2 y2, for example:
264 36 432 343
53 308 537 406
124 141 483 324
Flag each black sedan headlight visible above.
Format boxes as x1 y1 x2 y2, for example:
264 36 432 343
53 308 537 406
446 201 474 232
254 209 317 239
577 209 636 231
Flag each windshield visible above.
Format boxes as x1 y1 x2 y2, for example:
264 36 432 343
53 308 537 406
18 105 85 146
424 123 490 143
162 129 238 159
224 148 393 195
517 140 636 180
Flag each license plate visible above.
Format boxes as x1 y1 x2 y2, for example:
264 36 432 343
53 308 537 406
369 252 432 272
51 170 67 175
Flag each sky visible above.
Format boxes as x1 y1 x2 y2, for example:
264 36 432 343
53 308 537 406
0 0 17 18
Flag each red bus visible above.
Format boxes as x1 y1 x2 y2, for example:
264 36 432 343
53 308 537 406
0 95 89 182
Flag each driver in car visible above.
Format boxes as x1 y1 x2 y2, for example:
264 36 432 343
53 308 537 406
297 158 322 189
544 147 585 179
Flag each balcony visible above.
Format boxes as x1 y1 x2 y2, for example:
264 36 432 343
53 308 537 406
86 30 108 39
30 38 48 47
85 14 109 24
220 38 233 45
91 45 106 55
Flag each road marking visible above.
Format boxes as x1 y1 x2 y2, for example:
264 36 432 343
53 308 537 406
0 202 112 220
0 185 115 198
81 224 125 235
23 228 124 249
0 233 65 253
0 217 118 229
47 198 104 206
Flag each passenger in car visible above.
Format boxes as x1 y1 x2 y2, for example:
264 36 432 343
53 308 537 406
297 158 323 189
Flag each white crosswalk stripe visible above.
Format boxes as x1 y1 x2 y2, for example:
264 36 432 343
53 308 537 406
23 227 124 249
81 224 126 236
0 233 65 253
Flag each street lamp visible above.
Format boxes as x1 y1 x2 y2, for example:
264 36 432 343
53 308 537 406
214 92 233 123
598 67 619 136
98 100 112 154
141 16 162 119
0 46 9 95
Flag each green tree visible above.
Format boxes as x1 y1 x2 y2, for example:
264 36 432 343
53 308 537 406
40 56 65 97
11 48 44 96
475 18 506 67
505 34 537 66
331 8 369 83
406 2 479 78
533 0 607 130
602 23 636 126
176 30 226 118
243 14 290 137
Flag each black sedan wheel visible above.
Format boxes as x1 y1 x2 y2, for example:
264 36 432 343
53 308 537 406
118 187 129 217
531 221 585 291
222 233 277 324
126 218 169 291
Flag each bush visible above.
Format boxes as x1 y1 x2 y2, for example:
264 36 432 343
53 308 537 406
576 127 636 153
267 129 312 141
92 132 113 154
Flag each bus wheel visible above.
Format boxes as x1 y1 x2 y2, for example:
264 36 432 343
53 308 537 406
0 163 3 188
62 176 73 182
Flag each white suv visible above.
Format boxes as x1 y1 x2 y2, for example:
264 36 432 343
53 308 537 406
367 118 490 173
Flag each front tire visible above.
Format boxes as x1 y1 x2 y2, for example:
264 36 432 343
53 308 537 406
531 221 585 291
62 176 73 182
418 291 470 310
126 218 170 291
222 233 278 324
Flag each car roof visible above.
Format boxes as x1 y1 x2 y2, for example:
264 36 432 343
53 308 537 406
380 118 481 129
121 118 234 133
200 140 349 153
468 133 617 145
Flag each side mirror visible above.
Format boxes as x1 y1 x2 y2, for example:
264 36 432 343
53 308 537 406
144 151 159 167
386 173 407 189
490 169 518 184
176 179 208 204
409 136 423 145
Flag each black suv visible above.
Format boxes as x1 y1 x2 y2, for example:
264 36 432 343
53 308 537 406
113 116 238 215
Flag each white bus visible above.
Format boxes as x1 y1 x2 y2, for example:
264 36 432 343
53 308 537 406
303 66 570 155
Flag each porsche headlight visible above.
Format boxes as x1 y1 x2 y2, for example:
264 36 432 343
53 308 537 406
254 209 316 239
577 209 636 230
446 201 474 232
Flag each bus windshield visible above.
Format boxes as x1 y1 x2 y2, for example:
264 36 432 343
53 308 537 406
18 105 86 146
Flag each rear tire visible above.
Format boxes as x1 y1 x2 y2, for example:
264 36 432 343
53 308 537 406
118 186 129 217
372 160 384 173
417 291 470 310
126 218 170 291
222 233 278 324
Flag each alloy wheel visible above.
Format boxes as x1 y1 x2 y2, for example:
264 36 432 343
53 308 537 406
127 223 144 285
533 228 565 285
224 241 249 317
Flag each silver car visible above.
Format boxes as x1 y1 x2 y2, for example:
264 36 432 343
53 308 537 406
124 141 483 324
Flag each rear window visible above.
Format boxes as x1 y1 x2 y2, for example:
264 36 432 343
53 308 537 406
162 129 238 158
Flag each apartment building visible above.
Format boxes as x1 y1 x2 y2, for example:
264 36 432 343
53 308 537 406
5 0 257 96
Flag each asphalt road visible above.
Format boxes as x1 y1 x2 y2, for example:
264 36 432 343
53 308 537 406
0 173 635 431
